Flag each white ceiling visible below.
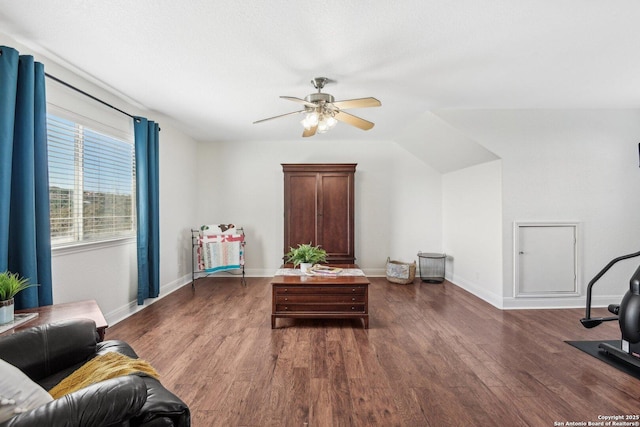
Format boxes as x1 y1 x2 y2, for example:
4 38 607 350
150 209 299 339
1 1 640 144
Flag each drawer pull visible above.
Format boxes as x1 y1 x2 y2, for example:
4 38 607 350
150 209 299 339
284 306 288 311
352 288 356 292
351 306 355 310
284 297 288 301
352 297 355 301
284 288 288 292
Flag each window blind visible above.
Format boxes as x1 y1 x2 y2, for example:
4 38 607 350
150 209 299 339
47 113 136 246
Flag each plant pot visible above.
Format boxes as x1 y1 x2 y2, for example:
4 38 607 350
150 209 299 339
0 298 14 325
300 263 313 274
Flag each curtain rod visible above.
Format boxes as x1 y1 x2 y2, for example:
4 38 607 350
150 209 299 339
45 72 137 121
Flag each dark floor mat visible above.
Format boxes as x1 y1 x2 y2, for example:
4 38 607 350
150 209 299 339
566 339 640 379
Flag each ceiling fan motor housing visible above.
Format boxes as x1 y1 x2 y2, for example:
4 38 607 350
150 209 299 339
305 92 335 104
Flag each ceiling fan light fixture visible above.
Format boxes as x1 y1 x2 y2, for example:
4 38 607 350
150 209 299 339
317 115 337 133
301 111 319 129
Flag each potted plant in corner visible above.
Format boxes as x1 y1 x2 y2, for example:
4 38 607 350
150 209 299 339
0 271 35 325
285 243 327 274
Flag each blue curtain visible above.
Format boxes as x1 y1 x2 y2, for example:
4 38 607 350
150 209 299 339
0 46 53 309
134 117 160 305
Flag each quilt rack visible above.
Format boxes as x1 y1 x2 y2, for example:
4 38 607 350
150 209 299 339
191 224 246 287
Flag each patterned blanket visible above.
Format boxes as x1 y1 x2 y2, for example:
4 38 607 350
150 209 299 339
198 233 245 272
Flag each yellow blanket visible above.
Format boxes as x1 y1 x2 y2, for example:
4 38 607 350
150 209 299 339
49 352 159 399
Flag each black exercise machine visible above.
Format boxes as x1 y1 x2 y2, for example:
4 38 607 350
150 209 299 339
581 250 640 369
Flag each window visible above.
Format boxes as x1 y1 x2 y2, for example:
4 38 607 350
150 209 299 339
47 112 136 247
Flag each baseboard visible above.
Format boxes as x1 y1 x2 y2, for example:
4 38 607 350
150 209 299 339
219 267 388 277
502 294 625 310
446 274 625 311
447 274 504 309
502 296 588 310
361 268 386 277
104 273 192 326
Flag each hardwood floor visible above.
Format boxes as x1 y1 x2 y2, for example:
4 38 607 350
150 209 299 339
107 276 640 427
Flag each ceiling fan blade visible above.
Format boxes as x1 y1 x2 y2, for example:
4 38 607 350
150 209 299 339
253 109 306 124
331 97 381 109
334 111 375 131
280 96 317 108
302 124 318 137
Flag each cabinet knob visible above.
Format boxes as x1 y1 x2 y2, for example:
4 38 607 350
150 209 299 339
284 297 288 301
352 289 356 292
352 297 355 301
351 306 355 310
284 288 288 292
284 306 288 311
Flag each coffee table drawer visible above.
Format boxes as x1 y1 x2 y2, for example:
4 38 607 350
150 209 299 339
275 303 366 312
274 285 366 295
275 294 366 303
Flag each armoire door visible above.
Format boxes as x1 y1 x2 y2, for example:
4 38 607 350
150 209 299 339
283 164 356 264
317 172 354 262
285 172 317 252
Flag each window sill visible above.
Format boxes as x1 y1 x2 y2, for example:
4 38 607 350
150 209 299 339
52 236 136 256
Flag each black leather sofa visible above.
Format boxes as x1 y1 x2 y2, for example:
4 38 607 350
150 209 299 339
0 318 190 426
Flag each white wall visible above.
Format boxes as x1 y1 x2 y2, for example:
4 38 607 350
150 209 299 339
442 160 503 307
156 123 200 289
1 32 200 324
195 139 442 276
437 109 640 308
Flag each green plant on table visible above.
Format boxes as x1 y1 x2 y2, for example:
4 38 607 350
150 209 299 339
285 243 327 267
0 271 35 301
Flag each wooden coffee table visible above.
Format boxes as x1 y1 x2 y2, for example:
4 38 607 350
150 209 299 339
271 265 370 329
1 299 108 341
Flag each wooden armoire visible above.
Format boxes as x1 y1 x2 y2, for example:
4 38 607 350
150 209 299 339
282 163 356 263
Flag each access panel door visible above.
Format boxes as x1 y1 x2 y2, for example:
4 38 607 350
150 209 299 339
515 223 578 297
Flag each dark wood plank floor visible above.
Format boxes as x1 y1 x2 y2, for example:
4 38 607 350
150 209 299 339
107 276 640 427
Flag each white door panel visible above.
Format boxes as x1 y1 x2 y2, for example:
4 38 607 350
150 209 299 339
515 223 578 297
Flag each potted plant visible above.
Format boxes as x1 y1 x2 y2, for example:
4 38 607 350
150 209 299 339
0 271 35 325
285 243 327 273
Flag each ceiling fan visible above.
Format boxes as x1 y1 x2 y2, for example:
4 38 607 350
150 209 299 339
253 77 381 137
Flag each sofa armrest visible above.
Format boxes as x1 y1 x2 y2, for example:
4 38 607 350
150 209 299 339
96 339 139 359
135 377 191 427
0 375 147 427
0 319 98 381
95 343 190 426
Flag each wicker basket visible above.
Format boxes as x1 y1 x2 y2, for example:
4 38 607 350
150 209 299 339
385 258 416 284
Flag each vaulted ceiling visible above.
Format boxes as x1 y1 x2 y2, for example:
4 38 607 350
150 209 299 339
1 1 639 153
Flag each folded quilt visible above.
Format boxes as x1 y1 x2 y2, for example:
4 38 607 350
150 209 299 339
198 233 245 272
